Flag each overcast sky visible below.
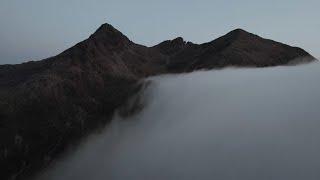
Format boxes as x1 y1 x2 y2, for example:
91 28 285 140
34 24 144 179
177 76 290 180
0 0 319 64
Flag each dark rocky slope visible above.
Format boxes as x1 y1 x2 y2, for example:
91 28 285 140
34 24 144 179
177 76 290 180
0 23 316 180
153 29 315 72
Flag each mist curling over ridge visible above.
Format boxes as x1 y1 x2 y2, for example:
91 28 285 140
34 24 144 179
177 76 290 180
38 62 320 180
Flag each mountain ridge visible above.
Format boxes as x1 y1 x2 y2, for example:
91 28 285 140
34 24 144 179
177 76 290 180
0 23 316 180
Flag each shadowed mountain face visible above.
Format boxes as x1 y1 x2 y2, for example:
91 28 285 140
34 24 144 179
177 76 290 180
153 29 315 72
0 23 316 180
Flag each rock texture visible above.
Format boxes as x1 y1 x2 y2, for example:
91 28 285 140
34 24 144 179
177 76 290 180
0 23 316 180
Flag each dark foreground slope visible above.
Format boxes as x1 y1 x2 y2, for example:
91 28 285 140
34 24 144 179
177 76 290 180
0 23 316 180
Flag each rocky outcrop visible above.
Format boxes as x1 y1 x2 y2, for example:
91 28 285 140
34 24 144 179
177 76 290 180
0 23 316 180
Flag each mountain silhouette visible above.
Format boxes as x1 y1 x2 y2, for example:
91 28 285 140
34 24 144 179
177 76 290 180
0 23 316 180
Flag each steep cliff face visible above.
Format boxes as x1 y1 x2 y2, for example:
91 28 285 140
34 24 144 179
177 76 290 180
0 23 316 180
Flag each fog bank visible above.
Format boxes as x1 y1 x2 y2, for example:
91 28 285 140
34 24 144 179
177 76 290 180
38 62 320 180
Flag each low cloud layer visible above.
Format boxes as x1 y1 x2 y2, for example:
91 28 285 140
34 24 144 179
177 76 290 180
38 62 320 180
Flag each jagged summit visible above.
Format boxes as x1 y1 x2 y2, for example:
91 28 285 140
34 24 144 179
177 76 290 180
155 36 186 46
59 23 132 58
171 37 185 44
225 28 256 40
153 37 188 55
92 23 121 36
206 28 256 45
227 28 251 35
89 23 130 44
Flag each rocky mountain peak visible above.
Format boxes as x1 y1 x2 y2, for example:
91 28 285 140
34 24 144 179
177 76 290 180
89 23 130 44
153 37 188 55
171 37 185 45
220 28 257 42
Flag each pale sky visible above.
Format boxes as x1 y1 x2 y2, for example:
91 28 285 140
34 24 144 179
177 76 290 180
0 0 319 64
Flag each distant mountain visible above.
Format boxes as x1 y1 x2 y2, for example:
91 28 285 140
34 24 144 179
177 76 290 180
0 23 316 180
153 28 314 72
